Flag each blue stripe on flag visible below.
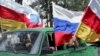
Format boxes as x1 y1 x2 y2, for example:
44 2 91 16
54 18 79 34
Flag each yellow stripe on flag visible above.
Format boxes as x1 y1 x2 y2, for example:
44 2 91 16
0 18 27 30
76 23 100 42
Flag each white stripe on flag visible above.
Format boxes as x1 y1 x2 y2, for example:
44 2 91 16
89 0 100 18
52 2 82 23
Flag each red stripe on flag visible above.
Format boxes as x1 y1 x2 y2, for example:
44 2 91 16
54 32 73 46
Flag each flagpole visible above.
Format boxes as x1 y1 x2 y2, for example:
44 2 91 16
70 12 85 48
72 0 91 42
73 4 90 39
0 17 3 33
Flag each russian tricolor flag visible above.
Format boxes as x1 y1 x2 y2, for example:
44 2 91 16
52 2 82 46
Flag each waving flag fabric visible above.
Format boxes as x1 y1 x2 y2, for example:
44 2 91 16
0 0 42 30
52 3 82 46
0 5 29 30
76 0 100 42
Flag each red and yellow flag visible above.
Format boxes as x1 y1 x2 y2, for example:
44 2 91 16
76 0 100 42
0 5 30 30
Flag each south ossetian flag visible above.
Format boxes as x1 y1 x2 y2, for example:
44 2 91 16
76 0 100 42
0 0 42 30
0 4 29 30
52 2 82 46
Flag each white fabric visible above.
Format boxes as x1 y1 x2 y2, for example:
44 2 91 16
89 0 100 18
0 0 39 16
52 2 83 23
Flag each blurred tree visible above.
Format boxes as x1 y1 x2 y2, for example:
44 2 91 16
57 0 90 11
15 0 23 4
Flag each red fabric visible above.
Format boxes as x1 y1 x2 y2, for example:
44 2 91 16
54 32 73 46
28 21 43 28
0 5 30 27
28 22 37 28
82 7 100 34
38 22 43 28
